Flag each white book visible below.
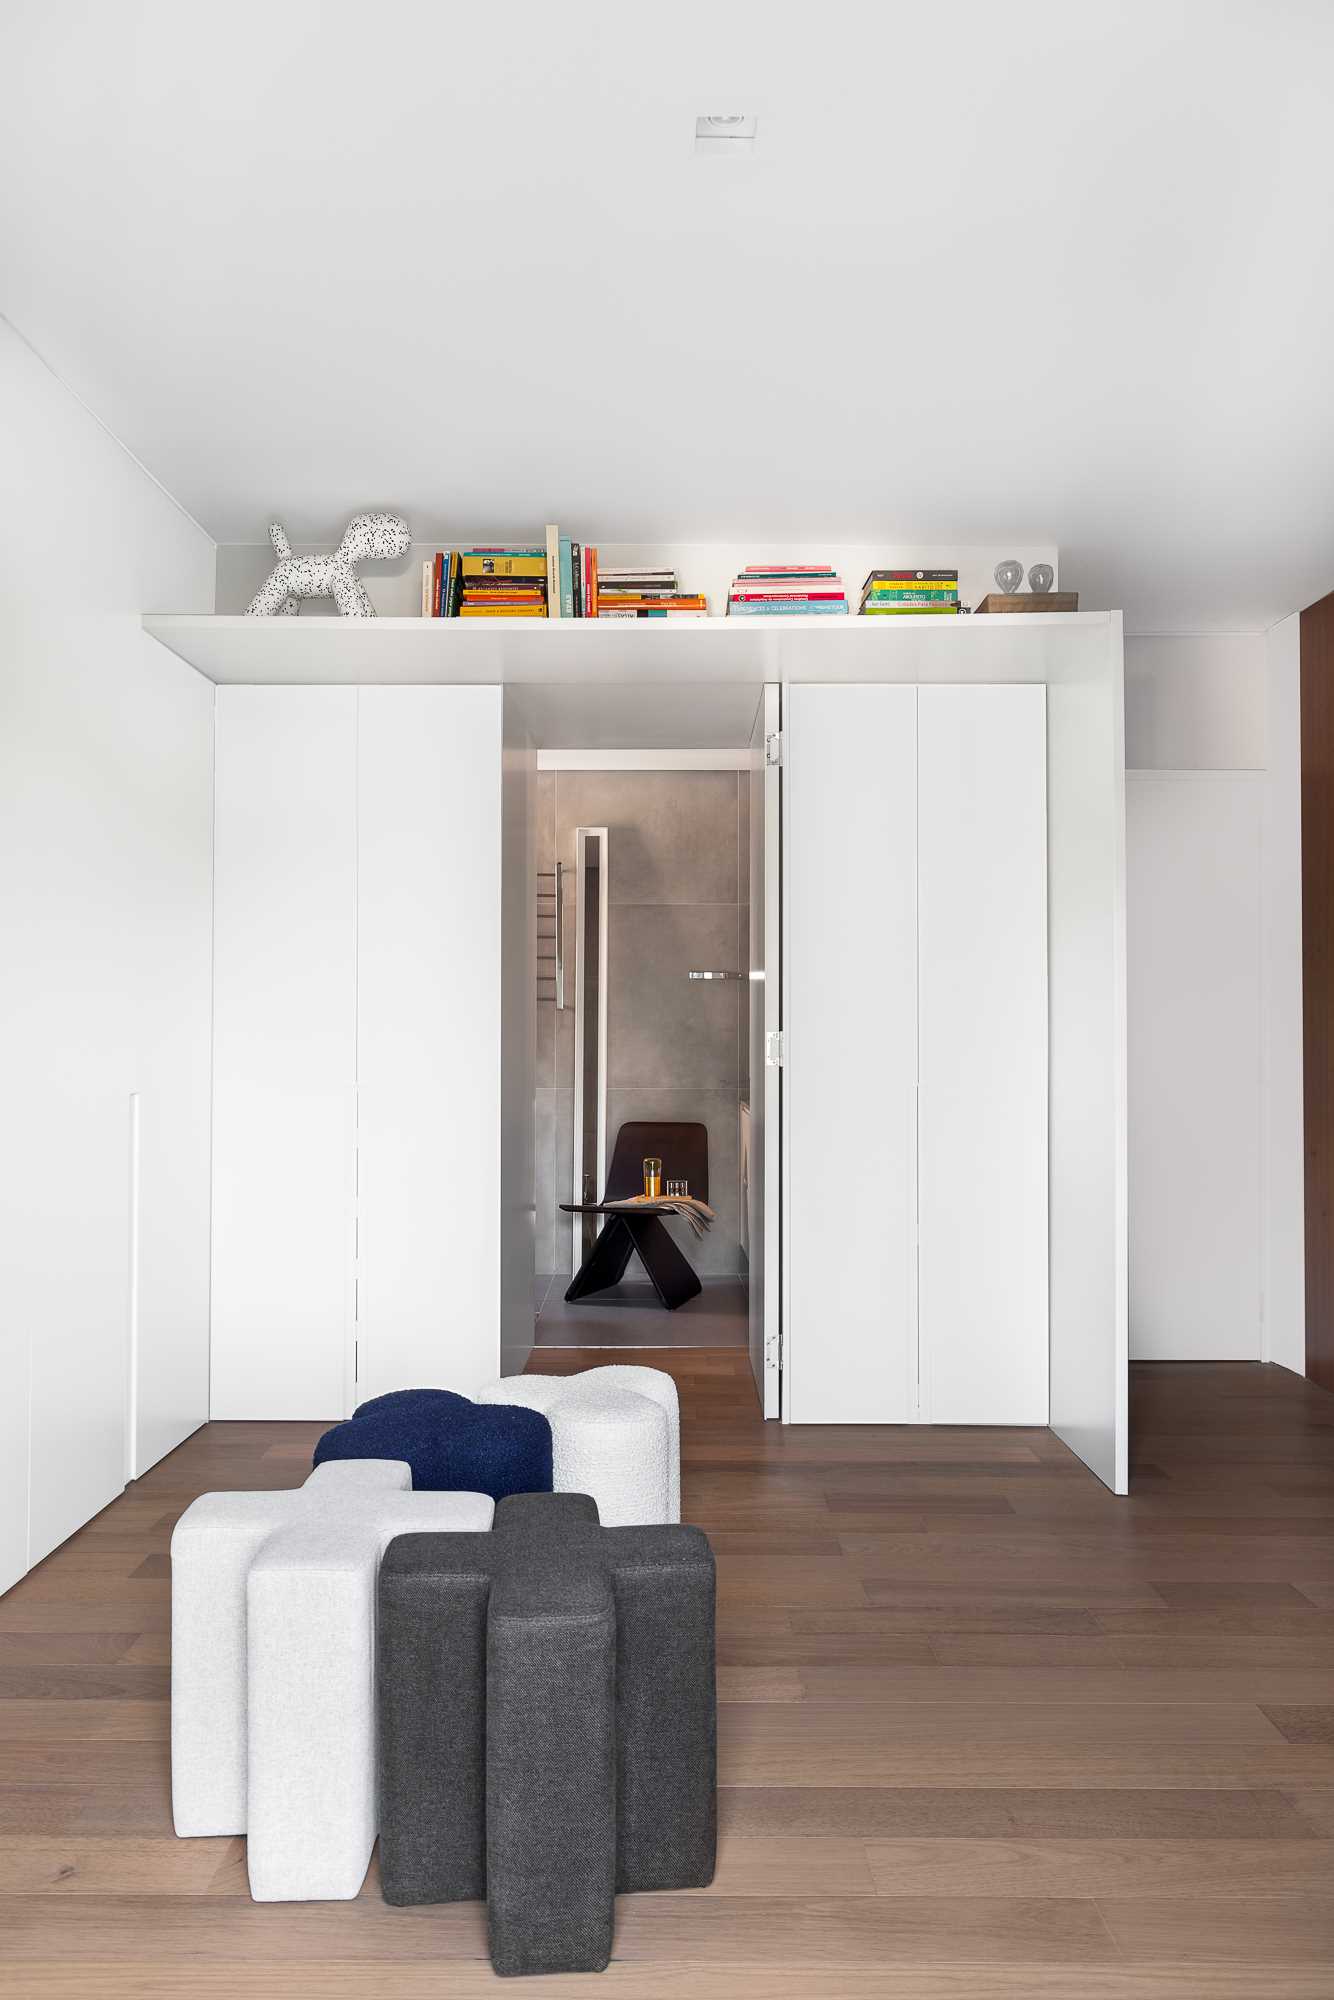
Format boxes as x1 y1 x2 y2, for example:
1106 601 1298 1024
421 559 433 617
545 525 561 619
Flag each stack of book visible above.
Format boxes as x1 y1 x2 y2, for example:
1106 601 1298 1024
419 547 549 617
419 532 708 617
462 546 549 617
593 564 707 619
859 568 960 615
727 564 848 615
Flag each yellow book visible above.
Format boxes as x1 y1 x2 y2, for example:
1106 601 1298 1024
461 553 548 579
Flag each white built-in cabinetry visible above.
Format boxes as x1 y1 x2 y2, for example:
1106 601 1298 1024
785 682 1049 1426
211 685 509 1420
356 689 507 1405
211 689 358 1419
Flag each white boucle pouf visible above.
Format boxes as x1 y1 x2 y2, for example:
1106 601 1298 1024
477 1365 680 1526
170 1460 492 1900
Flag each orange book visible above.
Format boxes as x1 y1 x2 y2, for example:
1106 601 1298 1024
594 595 707 611
461 591 544 605
587 545 598 618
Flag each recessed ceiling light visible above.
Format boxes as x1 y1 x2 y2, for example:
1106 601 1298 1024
694 114 757 154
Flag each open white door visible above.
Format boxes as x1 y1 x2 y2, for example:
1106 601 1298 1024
747 686 781 1416
1046 651 1130 1493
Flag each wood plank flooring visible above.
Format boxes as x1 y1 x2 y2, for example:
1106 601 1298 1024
1 1355 1333 1997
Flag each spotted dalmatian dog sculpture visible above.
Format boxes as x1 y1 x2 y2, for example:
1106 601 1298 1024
245 512 411 617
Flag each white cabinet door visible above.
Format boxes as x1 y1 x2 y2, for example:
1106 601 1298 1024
356 687 504 1401
917 686 1049 1425
211 688 357 1420
785 683 919 1423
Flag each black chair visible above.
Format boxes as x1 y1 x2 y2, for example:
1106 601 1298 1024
562 1121 709 1311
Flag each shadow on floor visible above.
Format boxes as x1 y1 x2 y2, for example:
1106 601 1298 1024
533 1273 748 1349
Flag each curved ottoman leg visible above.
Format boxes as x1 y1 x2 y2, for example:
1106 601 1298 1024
550 1391 670 1528
487 1564 617 1974
575 1366 681 1523
478 1373 677 1525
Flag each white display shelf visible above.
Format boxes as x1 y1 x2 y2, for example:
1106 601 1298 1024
143 610 1108 687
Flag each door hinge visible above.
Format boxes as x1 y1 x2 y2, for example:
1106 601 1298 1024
765 1030 784 1068
765 731 783 767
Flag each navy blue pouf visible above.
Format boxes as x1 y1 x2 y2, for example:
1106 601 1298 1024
314 1389 553 1500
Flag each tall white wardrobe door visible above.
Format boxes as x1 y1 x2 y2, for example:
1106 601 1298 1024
356 687 504 1402
211 688 357 1420
785 683 919 1423
917 685 1049 1425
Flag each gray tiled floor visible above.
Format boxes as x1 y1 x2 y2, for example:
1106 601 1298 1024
533 1274 749 1349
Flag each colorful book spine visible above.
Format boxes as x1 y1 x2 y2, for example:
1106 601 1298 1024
572 541 582 619
865 569 958 583
861 602 960 615
459 604 548 618
729 599 849 616
558 536 575 620
732 589 845 602
863 590 959 605
588 545 598 617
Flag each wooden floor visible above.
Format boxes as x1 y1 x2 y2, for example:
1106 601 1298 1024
2 1356 1334 1998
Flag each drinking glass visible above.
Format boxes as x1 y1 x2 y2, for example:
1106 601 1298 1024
643 1157 662 1199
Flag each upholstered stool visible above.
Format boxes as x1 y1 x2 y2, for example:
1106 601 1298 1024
314 1388 552 1499
170 1460 493 1899
378 1491 715 1976
477 1365 680 1525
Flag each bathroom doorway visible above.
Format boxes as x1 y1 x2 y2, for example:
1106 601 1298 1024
516 681 779 1409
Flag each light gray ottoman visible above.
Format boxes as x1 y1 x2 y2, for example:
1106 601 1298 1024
477 1365 681 1525
170 1459 493 1899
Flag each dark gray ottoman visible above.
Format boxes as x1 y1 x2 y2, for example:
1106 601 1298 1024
378 1490 715 1976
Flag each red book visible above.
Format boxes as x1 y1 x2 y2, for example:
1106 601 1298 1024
432 551 444 618
731 588 845 601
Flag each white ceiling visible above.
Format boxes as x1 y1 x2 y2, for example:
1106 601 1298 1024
3 0 1332 633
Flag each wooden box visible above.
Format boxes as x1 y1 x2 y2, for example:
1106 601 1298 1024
974 592 1079 615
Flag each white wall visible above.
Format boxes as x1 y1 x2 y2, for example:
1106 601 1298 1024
0 318 215 1593
1127 773 1263 1359
1122 629 1304 1373
1124 633 1266 770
